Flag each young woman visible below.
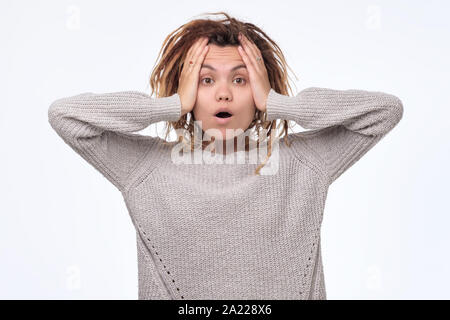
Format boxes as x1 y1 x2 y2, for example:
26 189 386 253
48 12 403 300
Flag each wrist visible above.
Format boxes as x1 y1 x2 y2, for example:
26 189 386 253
181 107 190 117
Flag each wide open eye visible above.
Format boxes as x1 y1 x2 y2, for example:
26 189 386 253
233 77 246 84
200 77 246 85
200 77 213 84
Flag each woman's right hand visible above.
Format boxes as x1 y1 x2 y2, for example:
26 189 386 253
177 36 209 116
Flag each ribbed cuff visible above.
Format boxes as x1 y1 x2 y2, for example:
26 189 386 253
265 88 300 122
148 92 182 123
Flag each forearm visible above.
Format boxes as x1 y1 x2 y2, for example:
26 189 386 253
265 87 403 137
48 91 181 140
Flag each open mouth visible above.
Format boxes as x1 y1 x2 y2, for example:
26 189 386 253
215 112 232 118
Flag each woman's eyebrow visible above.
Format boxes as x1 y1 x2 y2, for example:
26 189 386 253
201 64 247 72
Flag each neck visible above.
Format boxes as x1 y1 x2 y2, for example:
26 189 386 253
201 137 245 154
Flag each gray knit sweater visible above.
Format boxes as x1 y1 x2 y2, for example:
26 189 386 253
48 86 403 300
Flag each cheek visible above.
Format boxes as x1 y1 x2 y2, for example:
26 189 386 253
193 93 208 115
244 92 256 110
237 102 256 124
192 95 214 127
246 105 256 121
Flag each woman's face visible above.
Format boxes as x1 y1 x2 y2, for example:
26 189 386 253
192 44 256 141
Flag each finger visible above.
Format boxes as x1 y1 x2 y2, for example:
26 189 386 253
248 37 262 57
241 37 265 75
193 43 209 73
183 38 204 74
239 36 258 70
240 36 261 71
240 34 260 60
192 37 209 65
187 37 208 68
237 44 257 76
187 37 206 57
187 41 207 75
185 40 199 63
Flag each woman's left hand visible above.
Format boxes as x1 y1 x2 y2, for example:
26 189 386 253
237 32 271 113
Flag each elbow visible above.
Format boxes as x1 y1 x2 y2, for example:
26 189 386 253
363 93 404 136
48 101 60 127
389 96 404 134
379 93 404 133
48 92 94 127
48 98 67 132
390 95 404 125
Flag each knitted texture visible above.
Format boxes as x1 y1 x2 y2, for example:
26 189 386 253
48 87 403 299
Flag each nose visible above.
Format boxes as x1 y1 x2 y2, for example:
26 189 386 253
216 84 232 102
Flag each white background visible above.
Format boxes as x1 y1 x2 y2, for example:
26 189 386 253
1 0 449 299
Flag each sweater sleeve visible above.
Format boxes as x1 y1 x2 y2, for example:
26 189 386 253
265 87 403 185
48 90 182 192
